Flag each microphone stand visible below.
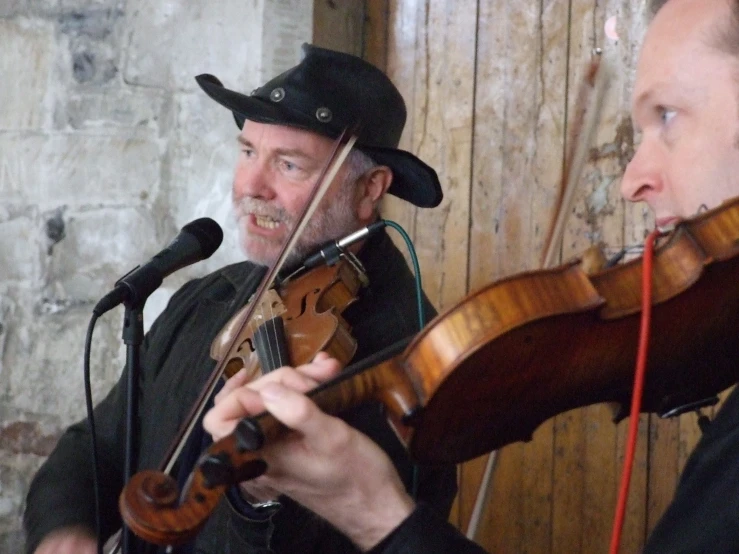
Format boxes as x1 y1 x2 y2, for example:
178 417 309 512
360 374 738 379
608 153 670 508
121 301 144 554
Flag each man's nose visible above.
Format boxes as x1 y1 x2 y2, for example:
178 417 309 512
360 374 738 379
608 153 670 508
620 140 663 203
232 160 274 201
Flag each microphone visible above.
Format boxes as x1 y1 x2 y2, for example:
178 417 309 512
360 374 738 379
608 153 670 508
93 218 223 315
302 220 385 269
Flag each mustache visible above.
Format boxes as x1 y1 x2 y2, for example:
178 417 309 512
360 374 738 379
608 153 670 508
233 197 291 223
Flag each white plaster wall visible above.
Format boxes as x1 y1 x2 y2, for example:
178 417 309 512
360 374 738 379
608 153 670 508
0 0 312 550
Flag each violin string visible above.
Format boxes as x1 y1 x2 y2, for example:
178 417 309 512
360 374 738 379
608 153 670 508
268 293 282 372
250 135 356 376
232 135 358 379
255 292 279 374
256 295 271 373
604 244 645 268
250 308 257 351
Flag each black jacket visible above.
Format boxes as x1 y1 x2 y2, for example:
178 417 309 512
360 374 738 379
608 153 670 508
368 503 487 554
642 385 739 553
24 231 457 553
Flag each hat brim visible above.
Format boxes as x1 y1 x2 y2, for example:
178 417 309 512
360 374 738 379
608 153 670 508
358 146 443 208
196 74 443 208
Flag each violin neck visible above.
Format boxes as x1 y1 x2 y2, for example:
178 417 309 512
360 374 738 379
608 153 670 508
243 336 420 449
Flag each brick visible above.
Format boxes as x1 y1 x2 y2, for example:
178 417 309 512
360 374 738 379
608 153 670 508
44 207 161 303
124 0 266 90
0 461 28 527
0 211 41 283
0 19 56 130
0 529 24 554
60 0 122 10
56 87 167 130
5 303 124 425
0 0 60 18
0 295 12 383
58 8 124 85
261 0 313 75
0 132 161 210
167 92 244 272
0 421 61 456
0 0 25 17
0 452 46 543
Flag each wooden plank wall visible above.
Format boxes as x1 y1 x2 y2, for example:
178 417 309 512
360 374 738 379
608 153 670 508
314 1 725 552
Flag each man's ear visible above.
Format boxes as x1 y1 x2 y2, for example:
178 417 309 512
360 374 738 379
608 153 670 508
356 166 393 221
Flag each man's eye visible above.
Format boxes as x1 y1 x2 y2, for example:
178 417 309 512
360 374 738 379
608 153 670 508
658 106 676 125
241 148 255 157
281 160 298 171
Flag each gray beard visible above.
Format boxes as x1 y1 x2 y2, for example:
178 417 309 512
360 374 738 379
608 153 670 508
236 182 362 268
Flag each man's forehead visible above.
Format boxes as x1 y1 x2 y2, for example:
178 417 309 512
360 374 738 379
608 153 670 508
642 0 728 54
632 0 728 103
239 121 335 153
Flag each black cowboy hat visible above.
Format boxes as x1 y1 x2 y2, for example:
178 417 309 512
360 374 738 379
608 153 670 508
195 43 442 208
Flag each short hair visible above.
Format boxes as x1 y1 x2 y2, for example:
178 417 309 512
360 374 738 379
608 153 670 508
342 149 378 188
648 0 669 15
711 1 739 56
649 0 667 17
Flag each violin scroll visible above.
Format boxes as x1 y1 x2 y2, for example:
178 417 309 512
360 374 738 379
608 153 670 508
119 349 419 546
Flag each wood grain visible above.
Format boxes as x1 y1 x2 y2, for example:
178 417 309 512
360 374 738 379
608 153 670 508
322 0 721 551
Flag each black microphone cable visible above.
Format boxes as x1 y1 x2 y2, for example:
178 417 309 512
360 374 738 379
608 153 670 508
83 217 223 554
303 219 427 330
83 312 104 554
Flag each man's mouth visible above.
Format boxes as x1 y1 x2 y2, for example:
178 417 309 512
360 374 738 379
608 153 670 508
655 216 679 232
253 214 280 229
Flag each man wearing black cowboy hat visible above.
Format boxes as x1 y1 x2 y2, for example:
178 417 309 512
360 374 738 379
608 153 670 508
24 44 456 554
194 42 442 268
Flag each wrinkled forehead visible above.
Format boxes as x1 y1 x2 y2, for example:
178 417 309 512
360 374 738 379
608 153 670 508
239 120 337 155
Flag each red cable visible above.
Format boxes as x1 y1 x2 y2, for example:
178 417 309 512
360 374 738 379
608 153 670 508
608 229 661 554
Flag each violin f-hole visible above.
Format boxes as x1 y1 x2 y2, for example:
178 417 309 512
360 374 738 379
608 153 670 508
285 288 322 321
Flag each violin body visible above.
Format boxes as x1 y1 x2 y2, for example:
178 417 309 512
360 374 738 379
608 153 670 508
120 197 739 546
405 200 739 462
210 259 365 378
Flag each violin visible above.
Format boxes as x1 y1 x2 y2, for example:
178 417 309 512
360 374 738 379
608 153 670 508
211 257 367 379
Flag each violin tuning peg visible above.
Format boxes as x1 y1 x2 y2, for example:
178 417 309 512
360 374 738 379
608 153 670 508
199 452 236 488
236 418 265 452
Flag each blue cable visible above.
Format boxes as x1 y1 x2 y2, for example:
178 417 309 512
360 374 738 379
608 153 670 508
382 219 425 330
381 219 426 499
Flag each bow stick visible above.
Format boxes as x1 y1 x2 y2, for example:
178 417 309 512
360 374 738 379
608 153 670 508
465 49 609 540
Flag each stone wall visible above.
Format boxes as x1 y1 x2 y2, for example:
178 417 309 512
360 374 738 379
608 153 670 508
0 0 312 550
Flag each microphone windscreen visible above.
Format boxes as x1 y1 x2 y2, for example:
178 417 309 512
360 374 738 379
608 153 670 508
183 217 223 258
